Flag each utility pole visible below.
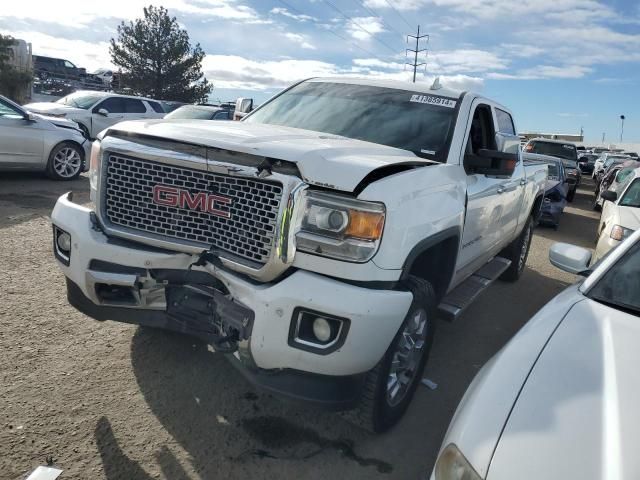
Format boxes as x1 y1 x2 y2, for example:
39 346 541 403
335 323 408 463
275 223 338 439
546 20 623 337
602 132 605 144
620 115 625 142
406 25 428 83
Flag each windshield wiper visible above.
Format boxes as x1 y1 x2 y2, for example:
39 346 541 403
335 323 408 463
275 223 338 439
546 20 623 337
590 296 640 316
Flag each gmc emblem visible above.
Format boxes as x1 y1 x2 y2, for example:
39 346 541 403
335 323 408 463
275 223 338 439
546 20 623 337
152 184 232 219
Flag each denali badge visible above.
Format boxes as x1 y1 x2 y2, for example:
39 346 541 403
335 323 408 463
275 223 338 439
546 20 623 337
152 185 232 219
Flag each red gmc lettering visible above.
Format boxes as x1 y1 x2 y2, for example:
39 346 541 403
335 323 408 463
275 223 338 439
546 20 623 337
152 184 231 219
152 185 179 206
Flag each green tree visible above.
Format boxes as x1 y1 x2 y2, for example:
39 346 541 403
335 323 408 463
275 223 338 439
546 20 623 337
110 5 212 102
0 34 33 103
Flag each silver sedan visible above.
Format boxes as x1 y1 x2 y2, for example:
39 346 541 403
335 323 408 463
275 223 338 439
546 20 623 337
0 95 90 180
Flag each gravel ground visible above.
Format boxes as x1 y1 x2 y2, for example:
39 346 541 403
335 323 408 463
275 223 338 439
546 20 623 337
0 172 600 480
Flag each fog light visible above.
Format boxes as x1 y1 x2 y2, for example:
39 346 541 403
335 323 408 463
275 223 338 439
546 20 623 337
57 231 71 252
312 317 332 342
289 309 350 354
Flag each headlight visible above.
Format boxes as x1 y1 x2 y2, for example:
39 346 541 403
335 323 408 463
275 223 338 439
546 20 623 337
610 224 634 241
296 191 385 262
434 444 482 480
89 140 102 200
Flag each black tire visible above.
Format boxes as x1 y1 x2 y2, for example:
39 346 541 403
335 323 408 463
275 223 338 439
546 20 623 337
566 188 575 202
499 215 534 282
46 142 84 181
342 276 436 433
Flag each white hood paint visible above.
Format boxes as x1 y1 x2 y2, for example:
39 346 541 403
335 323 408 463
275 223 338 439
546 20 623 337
34 113 81 130
618 206 640 230
24 102 85 116
488 298 640 480
106 119 434 192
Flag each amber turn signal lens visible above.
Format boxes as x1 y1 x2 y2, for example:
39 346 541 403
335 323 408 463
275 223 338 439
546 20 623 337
345 210 385 240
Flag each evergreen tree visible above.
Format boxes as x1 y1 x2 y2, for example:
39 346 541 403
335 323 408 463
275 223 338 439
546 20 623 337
110 5 212 102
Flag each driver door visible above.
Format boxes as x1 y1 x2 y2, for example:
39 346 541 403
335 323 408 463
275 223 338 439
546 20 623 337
91 97 125 137
455 101 506 281
0 98 44 168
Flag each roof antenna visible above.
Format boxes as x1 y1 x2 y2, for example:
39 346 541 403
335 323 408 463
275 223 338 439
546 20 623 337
430 77 442 90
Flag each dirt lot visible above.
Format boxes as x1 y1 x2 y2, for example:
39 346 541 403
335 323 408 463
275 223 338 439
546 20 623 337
0 172 600 480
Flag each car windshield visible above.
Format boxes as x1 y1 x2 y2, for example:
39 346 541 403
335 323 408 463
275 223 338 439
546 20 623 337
619 179 640 208
165 106 217 119
56 92 104 109
527 141 578 161
561 159 577 169
245 81 457 161
589 239 640 316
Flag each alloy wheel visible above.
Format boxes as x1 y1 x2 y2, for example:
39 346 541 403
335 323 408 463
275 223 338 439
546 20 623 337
53 147 82 178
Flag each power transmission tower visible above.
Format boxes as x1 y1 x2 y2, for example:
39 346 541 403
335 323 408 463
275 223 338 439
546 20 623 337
406 25 428 83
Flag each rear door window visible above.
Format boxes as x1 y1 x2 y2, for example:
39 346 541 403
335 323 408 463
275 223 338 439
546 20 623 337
95 97 125 114
122 98 147 113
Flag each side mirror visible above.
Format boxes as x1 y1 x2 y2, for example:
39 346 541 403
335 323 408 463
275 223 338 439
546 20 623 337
98 108 109 117
495 132 521 154
465 149 518 176
600 190 617 202
549 242 592 275
23 112 37 122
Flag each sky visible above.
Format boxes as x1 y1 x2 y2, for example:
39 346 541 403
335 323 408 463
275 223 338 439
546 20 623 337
1 0 639 143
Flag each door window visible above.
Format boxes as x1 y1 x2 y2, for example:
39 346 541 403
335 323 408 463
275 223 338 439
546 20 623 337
465 104 496 156
147 101 164 113
95 97 125 114
0 99 24 119
64 60 76 68
212 110 230 120
495 108 515 135
122 98 146 113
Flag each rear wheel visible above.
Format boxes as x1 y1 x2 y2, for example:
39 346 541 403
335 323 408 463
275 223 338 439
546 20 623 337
500 215 533 282
46 142 83 180
342 276 436 433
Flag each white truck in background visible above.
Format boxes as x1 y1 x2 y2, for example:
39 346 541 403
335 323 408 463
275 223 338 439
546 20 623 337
51 78 547 432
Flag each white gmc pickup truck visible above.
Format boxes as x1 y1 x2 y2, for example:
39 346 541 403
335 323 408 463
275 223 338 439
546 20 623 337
51 78 546 432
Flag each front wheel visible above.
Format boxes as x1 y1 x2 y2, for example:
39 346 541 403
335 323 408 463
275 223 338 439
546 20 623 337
500 215 534 282
46 142 84 180
342 276 436 433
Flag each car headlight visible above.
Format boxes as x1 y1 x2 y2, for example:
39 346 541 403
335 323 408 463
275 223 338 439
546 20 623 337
610 224 634 241
89 140 102 200
296 191 385 262
434 444 482 480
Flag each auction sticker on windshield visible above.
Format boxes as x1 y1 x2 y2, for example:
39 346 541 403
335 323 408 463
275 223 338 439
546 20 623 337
410 94 456 108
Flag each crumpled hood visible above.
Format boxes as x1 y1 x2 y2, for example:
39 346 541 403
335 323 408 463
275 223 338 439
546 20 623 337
23 102 85 116
105 119 433 191
488 298 640 480
618 207 640 230
34 113 82 131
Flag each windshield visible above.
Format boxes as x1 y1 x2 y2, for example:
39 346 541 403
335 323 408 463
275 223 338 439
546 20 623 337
589 239 640 316
245 81 457 161
561 159 577 169
56 92 104 109
527 141 578 161
165 106 216 119
620 179 640 208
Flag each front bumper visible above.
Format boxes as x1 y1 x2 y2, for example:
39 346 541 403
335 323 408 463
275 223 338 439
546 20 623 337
51 193 412 379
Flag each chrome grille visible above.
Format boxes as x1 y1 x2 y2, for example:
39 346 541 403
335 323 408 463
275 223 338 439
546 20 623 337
102 154 283 264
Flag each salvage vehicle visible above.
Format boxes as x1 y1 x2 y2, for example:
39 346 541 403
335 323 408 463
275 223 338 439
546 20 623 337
0 94 90 180
594 167 640 262
164 104 234 120
24 91 165 139
524 138 579 201
51 78 547 432
431 228 640 480
593 152 629 179
593 162 639 211
578 153 597 174
524 153 568 229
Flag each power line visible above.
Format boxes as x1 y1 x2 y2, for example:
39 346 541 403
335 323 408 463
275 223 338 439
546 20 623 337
351 0 405 38
321 0 400 55
275 0 390 62
383 0 414 30
406 25 428 82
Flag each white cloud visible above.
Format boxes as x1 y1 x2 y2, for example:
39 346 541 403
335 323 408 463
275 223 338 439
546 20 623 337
0 0 262 28
270 7 317 22
487 64 592 80
346 17 385 41
283 33 316 50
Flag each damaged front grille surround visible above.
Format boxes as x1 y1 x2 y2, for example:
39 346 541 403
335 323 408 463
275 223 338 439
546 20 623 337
94 136 307 282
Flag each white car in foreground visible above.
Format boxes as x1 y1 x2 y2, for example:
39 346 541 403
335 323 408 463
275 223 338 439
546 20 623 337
432 229 640 480
594 167 640 262
24 91 165 139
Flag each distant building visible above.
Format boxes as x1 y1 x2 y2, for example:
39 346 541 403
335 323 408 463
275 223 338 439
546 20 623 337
519 132 584 144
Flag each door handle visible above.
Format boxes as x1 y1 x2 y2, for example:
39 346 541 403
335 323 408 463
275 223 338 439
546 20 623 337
497 187 505 194
520 179 527 186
